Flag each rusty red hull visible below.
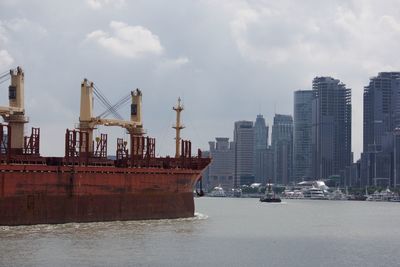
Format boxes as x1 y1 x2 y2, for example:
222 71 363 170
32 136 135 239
0 164 203 226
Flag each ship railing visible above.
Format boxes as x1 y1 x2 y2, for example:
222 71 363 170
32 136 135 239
0 124 11 163
41 154 210 170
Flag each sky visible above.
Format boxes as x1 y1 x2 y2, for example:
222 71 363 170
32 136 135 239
1 0 400 159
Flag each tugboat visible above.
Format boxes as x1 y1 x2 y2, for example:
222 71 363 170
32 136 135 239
260 181 281 203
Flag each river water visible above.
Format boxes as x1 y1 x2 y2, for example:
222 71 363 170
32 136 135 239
1 198 400 267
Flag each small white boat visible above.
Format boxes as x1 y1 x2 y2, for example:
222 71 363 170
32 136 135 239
208 186 226 197
366 188 395 202
389 195 400 202
328 188 348 200
282 189 304 199
303 187 327 200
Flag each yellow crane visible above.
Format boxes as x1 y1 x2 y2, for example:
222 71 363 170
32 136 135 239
0 67 28 153
78 78 144 154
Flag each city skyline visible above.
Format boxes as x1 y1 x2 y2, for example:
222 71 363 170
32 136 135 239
204 71 400 188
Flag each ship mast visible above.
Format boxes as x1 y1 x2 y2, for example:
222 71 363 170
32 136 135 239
0 67 29 154
173 97 184 158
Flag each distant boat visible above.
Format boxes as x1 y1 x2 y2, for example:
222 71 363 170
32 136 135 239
347 194 367 201
389 195 400 202
208 186 227 197
328 188 348 200
232 188 242 198
302 187 327 200
282 189 304 199
260 182 281 203
366 187 398 202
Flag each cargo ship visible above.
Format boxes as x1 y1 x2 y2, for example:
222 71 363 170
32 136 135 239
0 67 210 226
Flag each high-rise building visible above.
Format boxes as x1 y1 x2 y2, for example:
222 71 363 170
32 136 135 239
253 114 269 183
254 114 268 150
311 77 352 179
293 90 313 182
234 121 255 186
361 72 400 187
272 114 293 185
363 72 400 151
264 147 274 183
206 138 235 191
394 128 400 187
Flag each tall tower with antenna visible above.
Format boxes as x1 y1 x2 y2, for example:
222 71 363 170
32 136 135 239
173 98 184 158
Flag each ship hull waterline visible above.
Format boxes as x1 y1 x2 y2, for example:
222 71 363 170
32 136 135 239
0 164 202 226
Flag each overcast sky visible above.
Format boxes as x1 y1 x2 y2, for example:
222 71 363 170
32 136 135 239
1 0 400 159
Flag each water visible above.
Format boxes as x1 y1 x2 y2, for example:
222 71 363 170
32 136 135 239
1 198 400 267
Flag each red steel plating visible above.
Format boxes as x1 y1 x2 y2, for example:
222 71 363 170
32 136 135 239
0 126 210 226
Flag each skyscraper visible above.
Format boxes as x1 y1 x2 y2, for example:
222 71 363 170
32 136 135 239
253 114 269 183
206 138 235 191
272 114 293 185
234 121 255 186
254 114 268 150
311 77 352 179
293 90 313 182
361 72 400 187
363 72 400 151
394 128 400 187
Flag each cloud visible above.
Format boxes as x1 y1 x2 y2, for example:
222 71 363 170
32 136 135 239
86 21 163 58
154 56 189 75
86 0 126 9
1 18 47 37
173 57 189 65
3 18 46 34
218 0 400 158
229 3 328 64
0 50 14 70
227 0 400 70
161 56 189 68
0 17 46 72
0 18 47 48
0 24 7 44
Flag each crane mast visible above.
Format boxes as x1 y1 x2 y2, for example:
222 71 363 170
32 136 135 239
173 98 184 158
0 67 28 154
78 79 144 154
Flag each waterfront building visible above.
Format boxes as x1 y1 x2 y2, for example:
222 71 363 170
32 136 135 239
340 160 360 187
394 128 400 187
361 72 400 187
254 148 274 185
234 121 255 186
264 147 274 183
293 90 313 182
200 150 210 190
271 114 293 185
206 138 235 191
311 77 352 179
253 114 269 183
